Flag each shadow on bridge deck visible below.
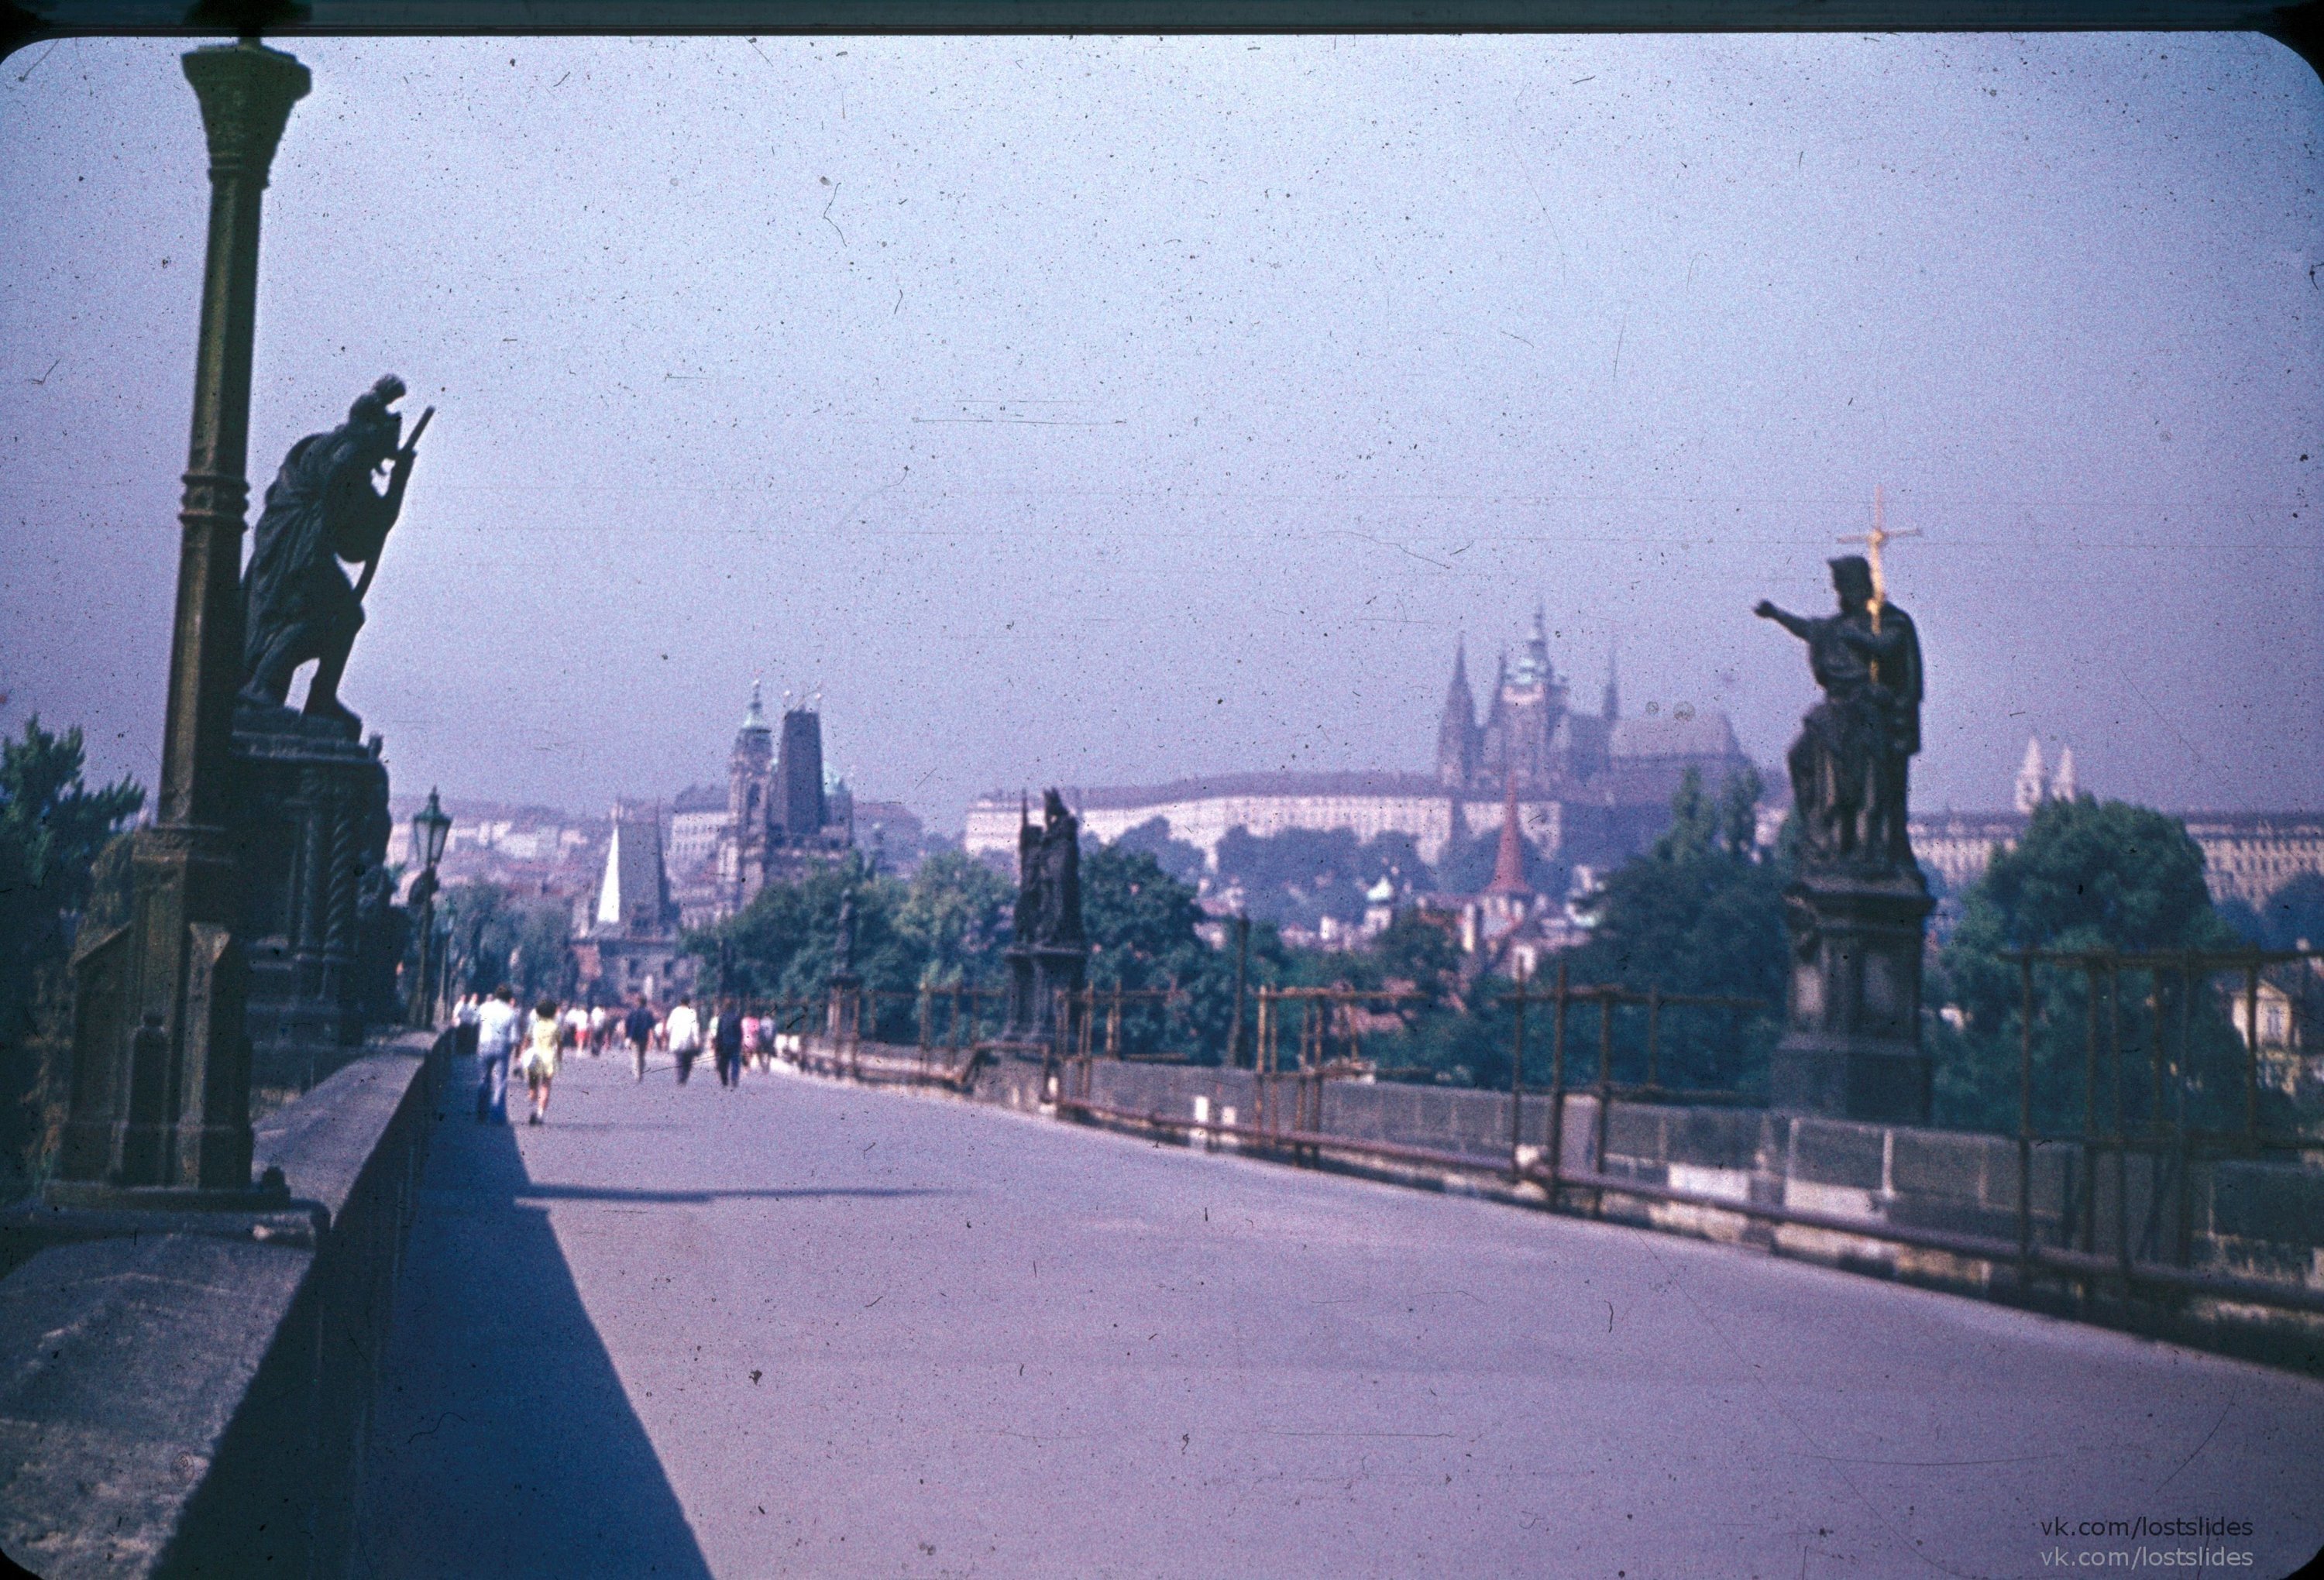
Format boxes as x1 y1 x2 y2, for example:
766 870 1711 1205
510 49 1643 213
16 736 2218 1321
354 1082 714 1579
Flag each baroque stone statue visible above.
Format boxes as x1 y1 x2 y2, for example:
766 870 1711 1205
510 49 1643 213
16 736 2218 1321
1002 788 1088 1046
1755 555 1922 873
1755 548 1933 1124
239 375 428 731
833 891 857 977
1016 789 1084 947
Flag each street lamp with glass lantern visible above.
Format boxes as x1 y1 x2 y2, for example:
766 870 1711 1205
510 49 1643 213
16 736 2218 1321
407 788 452 1026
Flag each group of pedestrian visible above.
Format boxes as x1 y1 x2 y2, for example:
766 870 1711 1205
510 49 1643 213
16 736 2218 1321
457 984 565 1125
455 987 789 1124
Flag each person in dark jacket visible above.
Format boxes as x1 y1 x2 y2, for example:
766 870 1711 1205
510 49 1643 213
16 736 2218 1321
623 993 658 1084
713 997 746 1088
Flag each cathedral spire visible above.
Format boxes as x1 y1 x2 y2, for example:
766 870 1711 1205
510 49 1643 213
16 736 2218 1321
741 677 768 733
1437 637 1480 789
1602 639 1621 721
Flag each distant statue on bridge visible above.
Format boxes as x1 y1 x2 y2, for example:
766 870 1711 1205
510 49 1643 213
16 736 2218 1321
1755 555 1922 872
833 890 857 977
1016 789 1084 948
239 375 430 732
1002 789 1086 1046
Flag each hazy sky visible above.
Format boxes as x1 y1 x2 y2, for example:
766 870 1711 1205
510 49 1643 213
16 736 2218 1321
3 32 2319 829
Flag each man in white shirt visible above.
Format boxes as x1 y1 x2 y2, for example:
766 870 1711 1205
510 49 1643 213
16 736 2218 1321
474 984 521 1124
664 994 702 1086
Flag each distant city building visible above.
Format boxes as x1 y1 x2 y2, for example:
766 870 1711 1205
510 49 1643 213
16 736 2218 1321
665 683 858 927
572 805 691 1006
1909 747 2324 913
964 613 1756 876
2181 813 2324 910
387 799 603 899
667 783 727 874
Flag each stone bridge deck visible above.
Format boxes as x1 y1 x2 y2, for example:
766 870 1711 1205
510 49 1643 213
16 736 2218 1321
357 1049 2324 1578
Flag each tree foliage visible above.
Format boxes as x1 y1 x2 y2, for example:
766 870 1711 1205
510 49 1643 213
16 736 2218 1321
442 881 574 1003
0 719 145 1182
1108 816 1205 887
2220 871 2324 953
1213 826 1430 929
1930 797 2247 1134
1555 766 1788 1095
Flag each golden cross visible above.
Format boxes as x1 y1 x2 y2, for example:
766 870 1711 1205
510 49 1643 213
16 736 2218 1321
1837 484 1921 633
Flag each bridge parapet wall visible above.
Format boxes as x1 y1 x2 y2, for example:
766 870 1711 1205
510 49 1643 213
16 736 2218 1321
0 1028 448 1579
806 1042 2323 1363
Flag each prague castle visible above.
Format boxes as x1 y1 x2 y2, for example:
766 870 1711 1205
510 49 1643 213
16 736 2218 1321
967 613 1758 878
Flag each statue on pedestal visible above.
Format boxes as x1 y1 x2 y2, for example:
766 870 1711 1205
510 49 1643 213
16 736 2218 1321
825 889 861 1045
239 375 429 733
1002 790 1088 1048
1755 555 1922 873
232 380 426 1093
1755 529 1934 1124
834 891 857 977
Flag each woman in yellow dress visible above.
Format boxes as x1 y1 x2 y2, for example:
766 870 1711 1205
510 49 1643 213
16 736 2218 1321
518 998 562 1125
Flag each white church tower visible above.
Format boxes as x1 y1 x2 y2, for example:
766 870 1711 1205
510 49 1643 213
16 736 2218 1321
2014 737 2047 814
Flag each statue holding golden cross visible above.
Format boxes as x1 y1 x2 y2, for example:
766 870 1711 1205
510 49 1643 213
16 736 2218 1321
1754 483 1929 874
1836 484 1920 636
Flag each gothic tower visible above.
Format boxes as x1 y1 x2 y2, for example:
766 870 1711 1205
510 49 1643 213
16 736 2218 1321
723 681 774 902
1477 650 1511 784
1436 639 1478 789
1478 605 1568 795
774 706 827 844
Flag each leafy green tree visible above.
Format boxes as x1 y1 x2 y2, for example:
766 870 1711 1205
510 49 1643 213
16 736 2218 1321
892 849 1013 989
1931 797 2245 1134
1080 844 1221 1056
442 880 574 1004
1214 826 1433 929
1558 765 1788 1095
2220 872 2324 953
1372 908 1463 1002
1109 816 1205 887
0 719 144 1182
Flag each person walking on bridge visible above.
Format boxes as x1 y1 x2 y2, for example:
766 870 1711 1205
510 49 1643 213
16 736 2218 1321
713 996 745 1088
623 992 657 1083
665 994 702 1085
473 984 520 1124
519 998 562 1125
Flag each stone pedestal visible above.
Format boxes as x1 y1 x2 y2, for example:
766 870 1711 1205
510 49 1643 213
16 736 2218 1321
1002 945 1085 1052
1770 869 1934 1124
231 704 394 1101
826 972 861 1044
